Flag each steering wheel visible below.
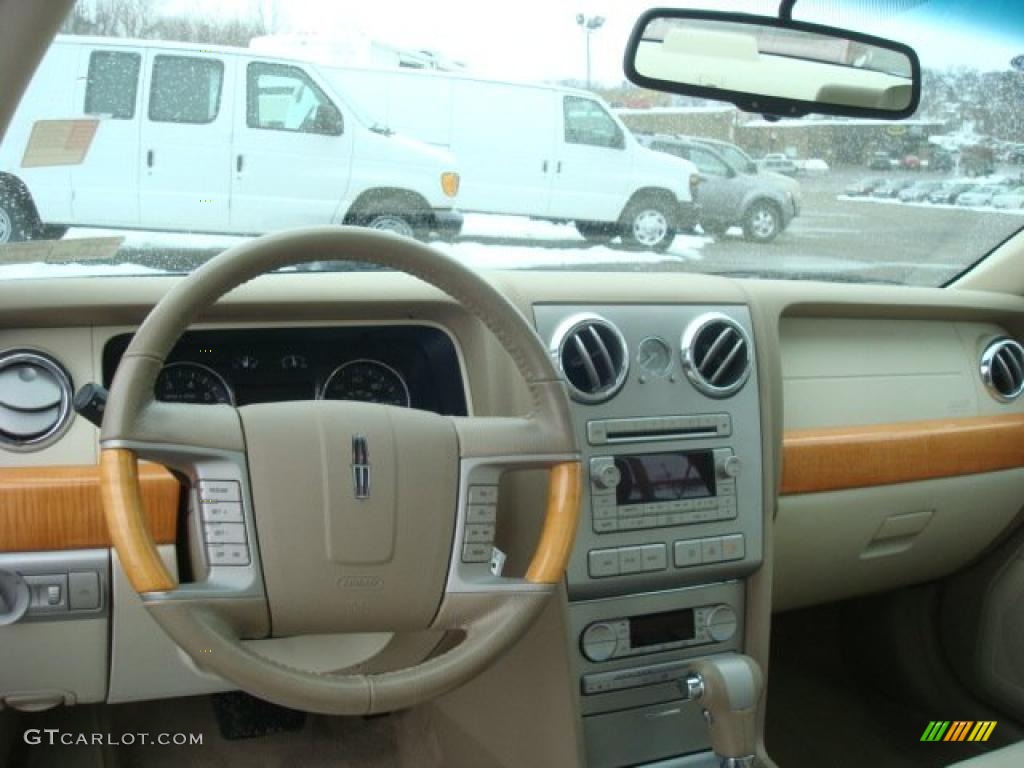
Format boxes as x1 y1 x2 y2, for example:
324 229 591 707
99 227 581 715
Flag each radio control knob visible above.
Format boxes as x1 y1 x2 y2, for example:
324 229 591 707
593 463 622 491
703 605 738 643
719 455 742 480
581 622 619 662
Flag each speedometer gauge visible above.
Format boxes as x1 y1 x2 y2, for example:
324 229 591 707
319 359 411 407
155 362 234 405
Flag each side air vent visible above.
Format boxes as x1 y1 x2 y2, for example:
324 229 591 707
981 338 1024 402
681 313 752 398
0 350 74 451
551 314 629 403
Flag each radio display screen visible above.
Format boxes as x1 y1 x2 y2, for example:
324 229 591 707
630 609 696 648
614 450 716 505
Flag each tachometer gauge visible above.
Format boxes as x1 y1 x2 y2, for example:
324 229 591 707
155 362 234 405
319 359 411 407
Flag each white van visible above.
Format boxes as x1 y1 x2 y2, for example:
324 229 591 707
330 67 700 250
0 36 462 244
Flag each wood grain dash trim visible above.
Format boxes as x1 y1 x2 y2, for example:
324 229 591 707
0 461 180 553
781 414 1024 495
526 461 582 584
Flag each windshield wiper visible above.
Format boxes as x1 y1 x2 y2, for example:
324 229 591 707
706 269 906 285
369 123 394 136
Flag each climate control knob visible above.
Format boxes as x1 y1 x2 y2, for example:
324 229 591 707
703 604 738 643
581 622 619 661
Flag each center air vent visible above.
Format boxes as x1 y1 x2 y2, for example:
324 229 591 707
681 313 752 398
0 350 74 451
981 337 1024 402
551 314 629 403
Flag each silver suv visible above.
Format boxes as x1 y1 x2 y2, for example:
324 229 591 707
638 134 800 242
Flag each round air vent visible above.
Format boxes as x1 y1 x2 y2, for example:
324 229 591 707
551 314 629 403
681 313 752 398
0 350 74 451
981 337 1024 402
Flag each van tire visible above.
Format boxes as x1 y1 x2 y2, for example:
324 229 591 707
0 190 37 244
576 221 617 244
742 200 782 243
365 212 417 239
622 197 676 252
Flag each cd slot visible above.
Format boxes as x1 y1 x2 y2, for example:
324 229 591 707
588 415 731 445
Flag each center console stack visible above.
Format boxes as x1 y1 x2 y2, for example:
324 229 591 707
533 305 763 768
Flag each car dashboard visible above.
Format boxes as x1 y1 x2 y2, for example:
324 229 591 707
2 269 1024 768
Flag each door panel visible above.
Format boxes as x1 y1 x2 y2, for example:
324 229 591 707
229 60 353 233
449 81 554 217
139 52 233 232
552 96 632 222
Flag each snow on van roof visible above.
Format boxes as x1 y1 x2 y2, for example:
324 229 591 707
615 106 737 116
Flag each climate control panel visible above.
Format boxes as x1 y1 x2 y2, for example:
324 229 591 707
580 604 738 662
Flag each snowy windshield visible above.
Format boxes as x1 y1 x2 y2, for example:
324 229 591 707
0 0 1022 285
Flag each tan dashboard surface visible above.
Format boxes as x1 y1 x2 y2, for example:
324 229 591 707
0 462 179 552
780 414 1024 495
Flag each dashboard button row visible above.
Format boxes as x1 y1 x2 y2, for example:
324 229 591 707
592 498 737 534
588 543 667 578
461 485 498 563
674 534 745 568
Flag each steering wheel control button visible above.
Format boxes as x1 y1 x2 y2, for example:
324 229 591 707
201 501 244 523
205 522 247 545
588 548 620 577
207 544 250 567
467 485 498 505
461 543 491 563
464 524 495 544
466 504 496 524
581 622 619 662
198 479 241 503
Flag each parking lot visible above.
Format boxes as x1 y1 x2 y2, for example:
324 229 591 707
4 165 1023 287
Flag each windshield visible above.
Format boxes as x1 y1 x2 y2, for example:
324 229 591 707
0 0 1022 285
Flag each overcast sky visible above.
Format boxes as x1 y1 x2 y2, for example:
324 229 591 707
164 0 1024 83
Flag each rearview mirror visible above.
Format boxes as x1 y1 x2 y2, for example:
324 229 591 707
624 10 920 119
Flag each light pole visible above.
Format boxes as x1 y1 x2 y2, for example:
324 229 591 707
575 13 605 89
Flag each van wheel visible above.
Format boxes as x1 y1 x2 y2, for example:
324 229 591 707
743 201 781 243
0 191 36 244
365 213 417 239
576 221 617 244
622 198 676 251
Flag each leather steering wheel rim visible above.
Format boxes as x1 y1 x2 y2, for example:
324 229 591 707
99 226 580 715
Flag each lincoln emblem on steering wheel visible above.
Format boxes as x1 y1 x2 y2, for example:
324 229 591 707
351 434 370 499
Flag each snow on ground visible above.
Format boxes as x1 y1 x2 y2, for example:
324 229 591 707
837 195 1024 214
0 214 712 279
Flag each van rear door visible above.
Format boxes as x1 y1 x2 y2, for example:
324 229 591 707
139 50 233 232
229 60 353 233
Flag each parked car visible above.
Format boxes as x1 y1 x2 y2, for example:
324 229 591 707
339 70 699 251
898 180 943 202
0 36 465 242
690 136 803 204
961 145 996 176
1007 147 1024 165
639 134 798 242
992 186 1024 209
871 179 914 198
956 184 1010 207
867 151 896 170
757 153 798 175
928 182 977 204
844 177 885 196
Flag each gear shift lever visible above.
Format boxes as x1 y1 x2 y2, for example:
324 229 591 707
681 654 764 768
